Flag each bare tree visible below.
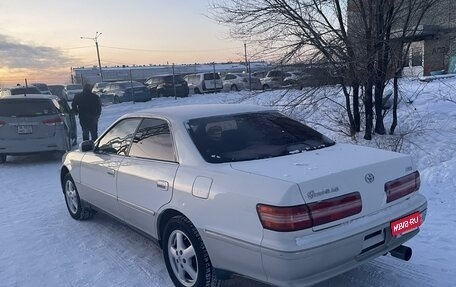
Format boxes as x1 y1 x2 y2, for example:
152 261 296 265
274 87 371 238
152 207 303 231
210 0 438 139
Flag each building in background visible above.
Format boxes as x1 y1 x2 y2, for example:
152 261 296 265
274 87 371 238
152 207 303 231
72 62 270 85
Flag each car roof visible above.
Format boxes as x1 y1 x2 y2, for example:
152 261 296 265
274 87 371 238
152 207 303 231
123 104 274 122
0 93 60 100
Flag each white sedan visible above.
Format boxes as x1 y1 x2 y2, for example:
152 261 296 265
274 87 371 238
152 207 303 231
60 104 427 287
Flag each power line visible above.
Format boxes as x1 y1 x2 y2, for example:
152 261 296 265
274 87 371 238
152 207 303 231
99 45 239 53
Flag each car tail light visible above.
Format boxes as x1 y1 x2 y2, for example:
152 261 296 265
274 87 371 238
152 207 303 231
385 171 420 203
257 192 362 232
0 120 5 127
308 192 362 226
257 204 312 232
43 116 64 126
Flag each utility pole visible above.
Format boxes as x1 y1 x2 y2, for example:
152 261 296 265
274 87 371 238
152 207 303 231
81 32 104 82
244 42 248 73
244 42 252 91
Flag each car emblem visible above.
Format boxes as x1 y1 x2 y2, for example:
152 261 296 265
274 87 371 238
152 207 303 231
365 173 375 184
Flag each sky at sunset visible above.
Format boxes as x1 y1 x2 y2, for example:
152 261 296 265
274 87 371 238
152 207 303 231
0 0 244 85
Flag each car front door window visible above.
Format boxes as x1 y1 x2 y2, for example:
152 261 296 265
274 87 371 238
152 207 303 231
97 118 141 155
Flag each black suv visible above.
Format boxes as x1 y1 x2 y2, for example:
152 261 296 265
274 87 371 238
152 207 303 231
144 74 189 98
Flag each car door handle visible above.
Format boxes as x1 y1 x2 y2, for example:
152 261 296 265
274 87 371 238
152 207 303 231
107 169 116 176
157 180 169 191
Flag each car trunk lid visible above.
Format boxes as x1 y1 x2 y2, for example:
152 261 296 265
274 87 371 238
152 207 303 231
229 144 415 231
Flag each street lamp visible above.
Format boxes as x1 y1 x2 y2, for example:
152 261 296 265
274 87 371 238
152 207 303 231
81 31 104 81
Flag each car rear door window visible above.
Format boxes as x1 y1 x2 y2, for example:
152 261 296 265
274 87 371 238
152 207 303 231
129 118 176 162
97 118 141 155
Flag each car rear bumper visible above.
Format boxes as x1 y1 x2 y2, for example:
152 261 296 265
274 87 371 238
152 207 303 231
203 193 427 287
0 134 67 154
261 195 427 287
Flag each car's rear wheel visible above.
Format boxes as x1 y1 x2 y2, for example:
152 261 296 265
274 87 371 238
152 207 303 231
230 84 238 92
262 84 270 90
63 173 94 220
163 216 220 287
113 96 120 104
158 90 165 98
0 154 6 163
194 88 201 94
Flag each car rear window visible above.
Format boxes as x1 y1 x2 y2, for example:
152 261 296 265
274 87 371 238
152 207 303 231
66 85 82 90
268 71 283 77
203 73 220 80
163 75 185 83
187 111 335 163
0 99 58 117
118 82 144 89
9 87 42 95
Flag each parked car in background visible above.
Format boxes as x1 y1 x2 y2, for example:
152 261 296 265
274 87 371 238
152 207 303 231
184 72 223 94
283 71 311 89
60 104 426 287
222 73 262 91
31 83 52 95
63 84 83 101
0 93 77 163
144 74 189 98
48 85 66 100
252 71 267 79
92 82 108 96
99 81 151 104
260 70 288 90
0 86 42 96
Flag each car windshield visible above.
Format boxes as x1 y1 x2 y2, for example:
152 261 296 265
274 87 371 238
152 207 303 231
66 85 82 90
9 87 42 95
0 99 58 117
187 111 335 163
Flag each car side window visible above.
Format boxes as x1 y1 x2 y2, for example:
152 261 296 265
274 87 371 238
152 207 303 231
97 118 141 156
129 118 176 162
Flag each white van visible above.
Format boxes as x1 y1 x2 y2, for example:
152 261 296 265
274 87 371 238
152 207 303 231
184 73 223 94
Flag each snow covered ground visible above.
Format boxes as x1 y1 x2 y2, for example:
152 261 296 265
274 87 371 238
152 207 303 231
1 78 455 287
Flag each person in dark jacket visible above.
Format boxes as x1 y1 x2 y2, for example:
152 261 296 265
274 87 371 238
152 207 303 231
72 84 102 141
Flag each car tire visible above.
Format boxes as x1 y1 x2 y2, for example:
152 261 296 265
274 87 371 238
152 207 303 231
158 90 165 98
0 154 6 163
262 84 270 90
194 88 201 94
113 96 120 104
63 173 94 220
163 216 221 287
230 85 238 92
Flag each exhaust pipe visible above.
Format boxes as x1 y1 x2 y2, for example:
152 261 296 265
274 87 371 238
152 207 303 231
390 245 412 261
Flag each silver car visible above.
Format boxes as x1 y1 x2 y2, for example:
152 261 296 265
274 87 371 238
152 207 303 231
222 73 262 91
63 84 83 101
60 104 427 287
0 93 76 163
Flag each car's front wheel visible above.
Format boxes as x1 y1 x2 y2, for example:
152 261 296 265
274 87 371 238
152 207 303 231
163 216 220 287
63 173 94 220
113 96 120 104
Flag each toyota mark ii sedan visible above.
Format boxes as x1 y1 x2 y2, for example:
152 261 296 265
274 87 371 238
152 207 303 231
60 104 427 287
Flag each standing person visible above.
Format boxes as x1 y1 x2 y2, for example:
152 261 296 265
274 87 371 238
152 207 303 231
72 83 102 141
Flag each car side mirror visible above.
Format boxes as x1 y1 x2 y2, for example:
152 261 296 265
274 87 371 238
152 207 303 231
80 140 94 152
